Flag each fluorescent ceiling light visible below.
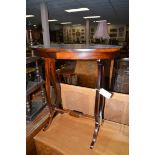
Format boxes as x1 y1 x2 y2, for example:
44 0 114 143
83 16 100 19
93 20 107 23
48 19 58 22
33 25 37 26
93 20 111 24
61 22 72 24
93 20 106 22
72 24 81 26
26 15 35 18
65 8 89 13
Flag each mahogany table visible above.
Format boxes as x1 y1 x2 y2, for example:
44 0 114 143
33 44 121 149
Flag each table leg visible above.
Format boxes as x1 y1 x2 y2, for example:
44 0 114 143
109 59 114 90
90 59 105 149
49 59 62 109
43 58 63 131
43 58 55 130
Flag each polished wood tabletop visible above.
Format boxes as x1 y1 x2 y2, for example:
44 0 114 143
33 44 121 60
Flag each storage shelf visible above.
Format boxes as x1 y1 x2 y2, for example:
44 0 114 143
26 56 40 64
26 55 47 123
26 81 45 96
26 100 47 121
26 67 36 74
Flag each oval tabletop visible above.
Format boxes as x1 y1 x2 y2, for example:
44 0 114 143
33 44 121 60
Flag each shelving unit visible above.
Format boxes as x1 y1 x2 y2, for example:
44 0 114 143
26 56 47 121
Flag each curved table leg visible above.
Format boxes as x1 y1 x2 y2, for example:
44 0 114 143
49 58 62 109
43 58 53 130
43 107 57 131
90 59 105 149
43 58 62 131
90 121 100 149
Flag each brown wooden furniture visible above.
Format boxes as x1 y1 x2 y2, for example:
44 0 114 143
33 44 121 149
57 68 76 85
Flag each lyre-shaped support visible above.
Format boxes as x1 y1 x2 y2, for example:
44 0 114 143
43 58 62 131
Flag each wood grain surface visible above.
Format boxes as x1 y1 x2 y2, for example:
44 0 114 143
34 44 120 60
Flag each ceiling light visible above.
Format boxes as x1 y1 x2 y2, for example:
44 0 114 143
93 20 106 23
48 19 58 22
61 22 72 25
33 25 37 27
72 24 81 26
93 20 111 24
65 8 89 13
26 15 35 18
83 16 100 19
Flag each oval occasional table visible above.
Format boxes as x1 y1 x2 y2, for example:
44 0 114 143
33 44 121 149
